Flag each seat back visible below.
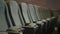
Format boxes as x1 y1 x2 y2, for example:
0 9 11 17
28 5 45 34
34 5 41 20
38 6 45 19
20 3 31 24
28 4 38 22
0 0 8 31
7 0 23 27
38 7 51 19
0 0 9 34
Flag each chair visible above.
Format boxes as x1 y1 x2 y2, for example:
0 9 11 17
28 4 44 34
0 0 9 34
19 3 38 34
6 1 24 34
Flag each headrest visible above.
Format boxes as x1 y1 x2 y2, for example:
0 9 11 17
7 25 24 33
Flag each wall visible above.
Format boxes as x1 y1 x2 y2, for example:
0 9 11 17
16 0 60 10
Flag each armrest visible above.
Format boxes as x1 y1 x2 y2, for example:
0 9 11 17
23 23 38 28
22 26 33 28
32 20 41 24
6 26 24 33
29 23 38 28
36 21 43 24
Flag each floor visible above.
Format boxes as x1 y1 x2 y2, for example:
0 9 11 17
52 27 58 34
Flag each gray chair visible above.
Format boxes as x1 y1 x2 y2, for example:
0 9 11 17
45 17 57 34
35 6 52 34
6 1 24 34
28 4 45 34
35 5 49 34
0 0 9 34
20 3 38 34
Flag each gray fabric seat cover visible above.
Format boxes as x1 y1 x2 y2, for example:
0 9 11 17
0 0 8 34
28 4 38 22
9 1 22 27
21 3 38 28
38 7 51 19
20 3 30 24
0 0 8 31
34 5 41 20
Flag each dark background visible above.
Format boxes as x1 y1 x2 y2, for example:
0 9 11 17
16 0 60 10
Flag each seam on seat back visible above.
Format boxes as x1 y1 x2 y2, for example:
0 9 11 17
5 5 11 28
19 4 26 25
7 3 16 26
18 8 25 26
